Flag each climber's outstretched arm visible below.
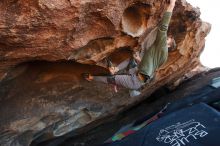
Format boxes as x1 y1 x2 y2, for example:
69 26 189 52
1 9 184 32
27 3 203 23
167 0 177 12
138 0 177 78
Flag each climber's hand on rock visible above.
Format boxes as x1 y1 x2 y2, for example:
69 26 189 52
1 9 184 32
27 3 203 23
133 46 139 52
109 67 119 75
133 52 141 63
169 0 177 6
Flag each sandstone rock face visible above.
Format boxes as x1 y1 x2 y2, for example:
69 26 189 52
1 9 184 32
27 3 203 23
0 0 211 145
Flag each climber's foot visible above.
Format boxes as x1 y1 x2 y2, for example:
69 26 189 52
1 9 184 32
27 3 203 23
82 73 94 82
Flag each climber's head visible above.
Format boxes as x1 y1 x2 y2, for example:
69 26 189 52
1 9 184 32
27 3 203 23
167 35 176 52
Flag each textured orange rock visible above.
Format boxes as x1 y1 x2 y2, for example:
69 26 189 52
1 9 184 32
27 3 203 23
0 0 210 80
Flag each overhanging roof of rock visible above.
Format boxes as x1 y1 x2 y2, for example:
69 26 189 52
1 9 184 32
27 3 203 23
0 0 210 77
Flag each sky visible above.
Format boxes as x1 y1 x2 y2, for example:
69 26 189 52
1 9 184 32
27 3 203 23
186 0 220 68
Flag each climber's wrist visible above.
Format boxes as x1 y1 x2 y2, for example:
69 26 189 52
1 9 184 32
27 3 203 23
166 0 176 12
166 5 175 12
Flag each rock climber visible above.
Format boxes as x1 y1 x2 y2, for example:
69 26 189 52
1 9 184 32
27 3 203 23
83 0 177 94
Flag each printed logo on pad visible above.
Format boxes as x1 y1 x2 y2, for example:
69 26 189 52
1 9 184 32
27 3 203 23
156 119 208 146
